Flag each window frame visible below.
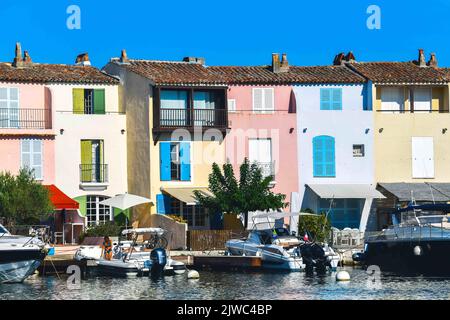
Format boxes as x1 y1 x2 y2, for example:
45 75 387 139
252 88 275 113
312 135 336 178
21 139 44 181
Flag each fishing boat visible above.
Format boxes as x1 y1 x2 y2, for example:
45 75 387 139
0 224 47 283
362 203 450 274
225 212 340 272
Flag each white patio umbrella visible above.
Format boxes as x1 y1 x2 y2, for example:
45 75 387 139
99 193 152 210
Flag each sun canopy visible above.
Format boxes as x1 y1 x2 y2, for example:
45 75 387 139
252 211 321 220
307 184 385 199
44 185 79 210
121 228 164 236
379 183 450 202
161 187 212 205
99 194 152 210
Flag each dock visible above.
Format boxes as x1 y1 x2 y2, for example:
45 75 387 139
193 255 262 270
38 254 90 276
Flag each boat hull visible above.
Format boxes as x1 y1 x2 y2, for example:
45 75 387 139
365 239 450 275
0 249 46 283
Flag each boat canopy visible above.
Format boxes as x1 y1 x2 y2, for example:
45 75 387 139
121 228 165 236
252 211 320 220
394 204 450 214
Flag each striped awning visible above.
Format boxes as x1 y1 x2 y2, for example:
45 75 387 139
161 187 213 205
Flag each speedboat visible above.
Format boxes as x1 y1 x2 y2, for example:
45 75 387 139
75 227 186 277
361 203 450 275
226 212 340 272
0 224 47 283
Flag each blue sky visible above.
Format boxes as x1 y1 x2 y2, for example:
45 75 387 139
0 0 449 67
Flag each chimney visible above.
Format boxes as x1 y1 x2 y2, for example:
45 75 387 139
12 42 24 68
278 53 289 72
272 53 280 73
428 53 438 68
333 52 346 65
75 53 91 66
120 49 130 64
182 57 205 65
345 51 356 63
418 49 426 67
23 51 32 64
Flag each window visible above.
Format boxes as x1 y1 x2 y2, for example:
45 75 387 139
86 195 112 227
253 88 274 113
160 142 191 181
413 87 432 112
412 137 434 178
320 88 342 110
319 199 362 229
21 139 43 180
0 87 19 128
228 99 236 113
381 87 404 112
353 144 365 157
313 136 335 177
73 89 105 114
80 140 105 183
156 194 207 228
249 139 273 178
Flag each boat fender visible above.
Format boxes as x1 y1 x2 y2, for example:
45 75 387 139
336 271 351 281
413 246 422 256
187 270 200 279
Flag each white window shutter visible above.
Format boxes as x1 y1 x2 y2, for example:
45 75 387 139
253 89 263 112
263 88 274 112
228 99 236 112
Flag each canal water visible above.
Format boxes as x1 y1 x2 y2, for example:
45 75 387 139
1 267 449 300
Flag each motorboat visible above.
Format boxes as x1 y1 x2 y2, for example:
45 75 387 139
225 212 340 272
75 227 186 277
362 203 450 275
0 224 48 283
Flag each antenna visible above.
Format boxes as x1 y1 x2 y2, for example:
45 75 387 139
428 183 436 204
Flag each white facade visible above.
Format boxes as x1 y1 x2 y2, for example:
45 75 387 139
293 84 375 231
50 83 127 204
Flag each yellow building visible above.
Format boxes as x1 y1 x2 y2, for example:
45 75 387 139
104 53 227 230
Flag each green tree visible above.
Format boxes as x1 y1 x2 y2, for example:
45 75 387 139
297 208 331 243
0 168 54 226
194 159 287 228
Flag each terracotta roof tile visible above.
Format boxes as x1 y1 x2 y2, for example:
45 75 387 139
347 62 448 84
114 59 365 85
0 63 118 84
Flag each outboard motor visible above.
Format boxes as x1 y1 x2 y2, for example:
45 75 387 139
300 243 328 275
150 248 167 276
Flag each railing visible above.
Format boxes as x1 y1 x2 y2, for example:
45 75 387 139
79 164 109 183
158 108 227 128
331 228 364 248
377 109 449 113
254 161 275 179
365 224 450 242
0 108 52 129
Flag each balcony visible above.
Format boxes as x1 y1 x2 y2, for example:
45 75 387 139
79 164 109 191
0 108 52 129
158 108 227 128
254 161 276 187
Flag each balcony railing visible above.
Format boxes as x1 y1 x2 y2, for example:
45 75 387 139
157 108 227 129
254 161 276 180
0 108 52 129
80 164 108 183
377 109 449 113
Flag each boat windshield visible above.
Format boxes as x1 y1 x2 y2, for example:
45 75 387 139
0 225 8 234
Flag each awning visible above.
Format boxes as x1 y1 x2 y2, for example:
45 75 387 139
307 184 385 199
161 187 212 205
44 185 79 210
378 183 450 202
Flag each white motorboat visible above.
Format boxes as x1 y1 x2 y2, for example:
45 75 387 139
0 224 47 283
225 212 340 272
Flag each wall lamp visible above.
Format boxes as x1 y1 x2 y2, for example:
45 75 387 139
443 128 448 134
60 128 64 135
303 128 307 133
378 128 384 133
121 129 126 135
365 128 370 134
289 128 294 134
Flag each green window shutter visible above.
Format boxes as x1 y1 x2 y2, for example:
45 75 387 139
99 140 105 182
93 89 105 114
74 196 87 217
80 140 92 182
73 89 85 114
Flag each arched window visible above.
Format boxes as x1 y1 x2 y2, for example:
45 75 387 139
312 135 335 177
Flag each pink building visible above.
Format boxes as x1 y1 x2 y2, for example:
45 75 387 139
210 53 298 212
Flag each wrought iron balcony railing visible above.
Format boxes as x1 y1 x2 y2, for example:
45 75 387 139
157 108 227 129
254 161 276 180
0 108 52 129
79 164 109 183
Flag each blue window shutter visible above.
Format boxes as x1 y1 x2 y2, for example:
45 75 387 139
332 89 342 110
320 89 331 110
156 194 171 214
325 137 336 176
180 142 191 181
313 136 335 177
160 142 171 181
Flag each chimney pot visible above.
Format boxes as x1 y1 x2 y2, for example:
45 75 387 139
23 50 32 64
428 53 438 68
120 49 130 64
13 42 24 68
75 53 91 66
278 53 289 72
418 49 426 67
345 51 356 63
333 53 346 65
272 53 280 73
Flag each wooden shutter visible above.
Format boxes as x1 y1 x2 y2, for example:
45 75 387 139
73 89 84 114
180 142 191 181
253 88 263 112
80 140 92 182
94 89 106 114
156 194 171 214
160 142 171 181
263 88 274 112
320 89 331 110
331 88 342 110
313 136 335 177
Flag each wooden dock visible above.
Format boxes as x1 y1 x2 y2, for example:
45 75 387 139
193 255 262 270
38 254 89 276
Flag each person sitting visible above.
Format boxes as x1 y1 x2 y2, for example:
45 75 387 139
101 236 113 260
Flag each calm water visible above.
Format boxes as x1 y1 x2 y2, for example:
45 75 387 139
1 267 449 300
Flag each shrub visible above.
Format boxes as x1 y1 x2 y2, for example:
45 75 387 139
298 209 332 243
79 222 123 243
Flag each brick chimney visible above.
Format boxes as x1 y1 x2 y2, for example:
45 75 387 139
278 53 289 72
182 57 205 65
418 49 426 67
75 53 91 66
345 51 356 63
333 52 346 65
12 42 23 67
427 53 438 68
120 49 130 64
